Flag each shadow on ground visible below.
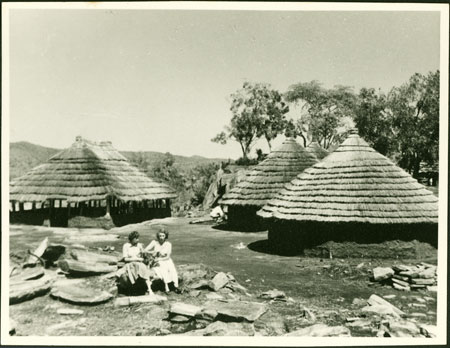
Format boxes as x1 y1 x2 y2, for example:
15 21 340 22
212 223 267 233
246 239 280 255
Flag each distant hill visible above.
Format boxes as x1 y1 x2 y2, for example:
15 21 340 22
9 141 228 180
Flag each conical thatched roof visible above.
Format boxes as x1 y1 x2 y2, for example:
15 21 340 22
219 138 318 207
306 141 329 160
10 136 177 203
258 130 438 224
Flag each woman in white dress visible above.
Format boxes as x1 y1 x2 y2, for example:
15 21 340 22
145 228 180 293
117 231 153 295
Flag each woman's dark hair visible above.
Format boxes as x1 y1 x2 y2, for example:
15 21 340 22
128 231 139 242
156 227 169 240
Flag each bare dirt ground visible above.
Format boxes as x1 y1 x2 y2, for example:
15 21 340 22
8 217 438 336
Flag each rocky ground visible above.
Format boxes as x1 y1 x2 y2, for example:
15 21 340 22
8 217 439 337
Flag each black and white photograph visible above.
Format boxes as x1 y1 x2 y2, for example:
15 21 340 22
1 2 448 345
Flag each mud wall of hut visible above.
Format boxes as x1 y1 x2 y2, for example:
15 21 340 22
267 219 438 255
227 205 267 232
10 199 172 228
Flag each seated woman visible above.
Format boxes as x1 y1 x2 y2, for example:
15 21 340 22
145 227 180 294
116 231 153 296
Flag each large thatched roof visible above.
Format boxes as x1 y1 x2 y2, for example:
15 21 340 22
10 137 177 203
258 130 438 224
219 138 318 207
306 141 329 160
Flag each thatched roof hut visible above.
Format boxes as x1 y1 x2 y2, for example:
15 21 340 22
306 141 329 160
219 138 317 231
10 136 177 227
258 129 438 254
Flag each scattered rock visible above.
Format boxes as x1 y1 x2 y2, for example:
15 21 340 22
367 294 404 316
205 292 224 300
170 314 191 323
57 308 84 315
373 267 394 281
188 279 210 290
411 278 435 285
189 290 201 297
301 307 316 322
383 294 396 299
209 272 229 291
114 294 167 307
254 310 287 336
195 309 219 321
202 321 255 336
346 319 372 328
204 300 267 322
361 305 401 318
285 323 351 337
387 319 421 337
392 282 410 291
9 319 17 335
169 302 202 317
352 298 367 307
45 318 87 335
258 289 286 301
408 312 427 319
419 324 438 338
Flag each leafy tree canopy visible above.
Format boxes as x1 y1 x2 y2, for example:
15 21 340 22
285 81 357 148
212 82 289 158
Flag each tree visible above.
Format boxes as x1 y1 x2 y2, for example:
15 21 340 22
188 163 220 206
386 71 439 178
151 153 186 192
129 152 150 174
285 81 357 149
212 82 289 159
353 88 393 156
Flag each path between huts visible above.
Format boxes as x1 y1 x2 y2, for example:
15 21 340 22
9 217 438 337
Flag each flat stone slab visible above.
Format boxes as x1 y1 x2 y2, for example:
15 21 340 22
10 275 53 305
204 292 224 300
285 323 351 337
10 267 45 283
170 302 202 317
51 282 113 305
204 300 267 322
367 294 405 315
57 308 84 315
114 294 167 307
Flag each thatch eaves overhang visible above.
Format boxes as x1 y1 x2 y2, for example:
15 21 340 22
258 130 438 224
219 138 318 207
9 137 177 203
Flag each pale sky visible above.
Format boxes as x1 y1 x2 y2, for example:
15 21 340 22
8 8 440 159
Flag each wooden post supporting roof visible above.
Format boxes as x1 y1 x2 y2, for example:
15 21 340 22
105 197 111 218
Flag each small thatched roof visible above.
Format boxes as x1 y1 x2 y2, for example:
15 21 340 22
306 141 329 160
10 136 177 203
258 130 438 224
219 138 318 207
